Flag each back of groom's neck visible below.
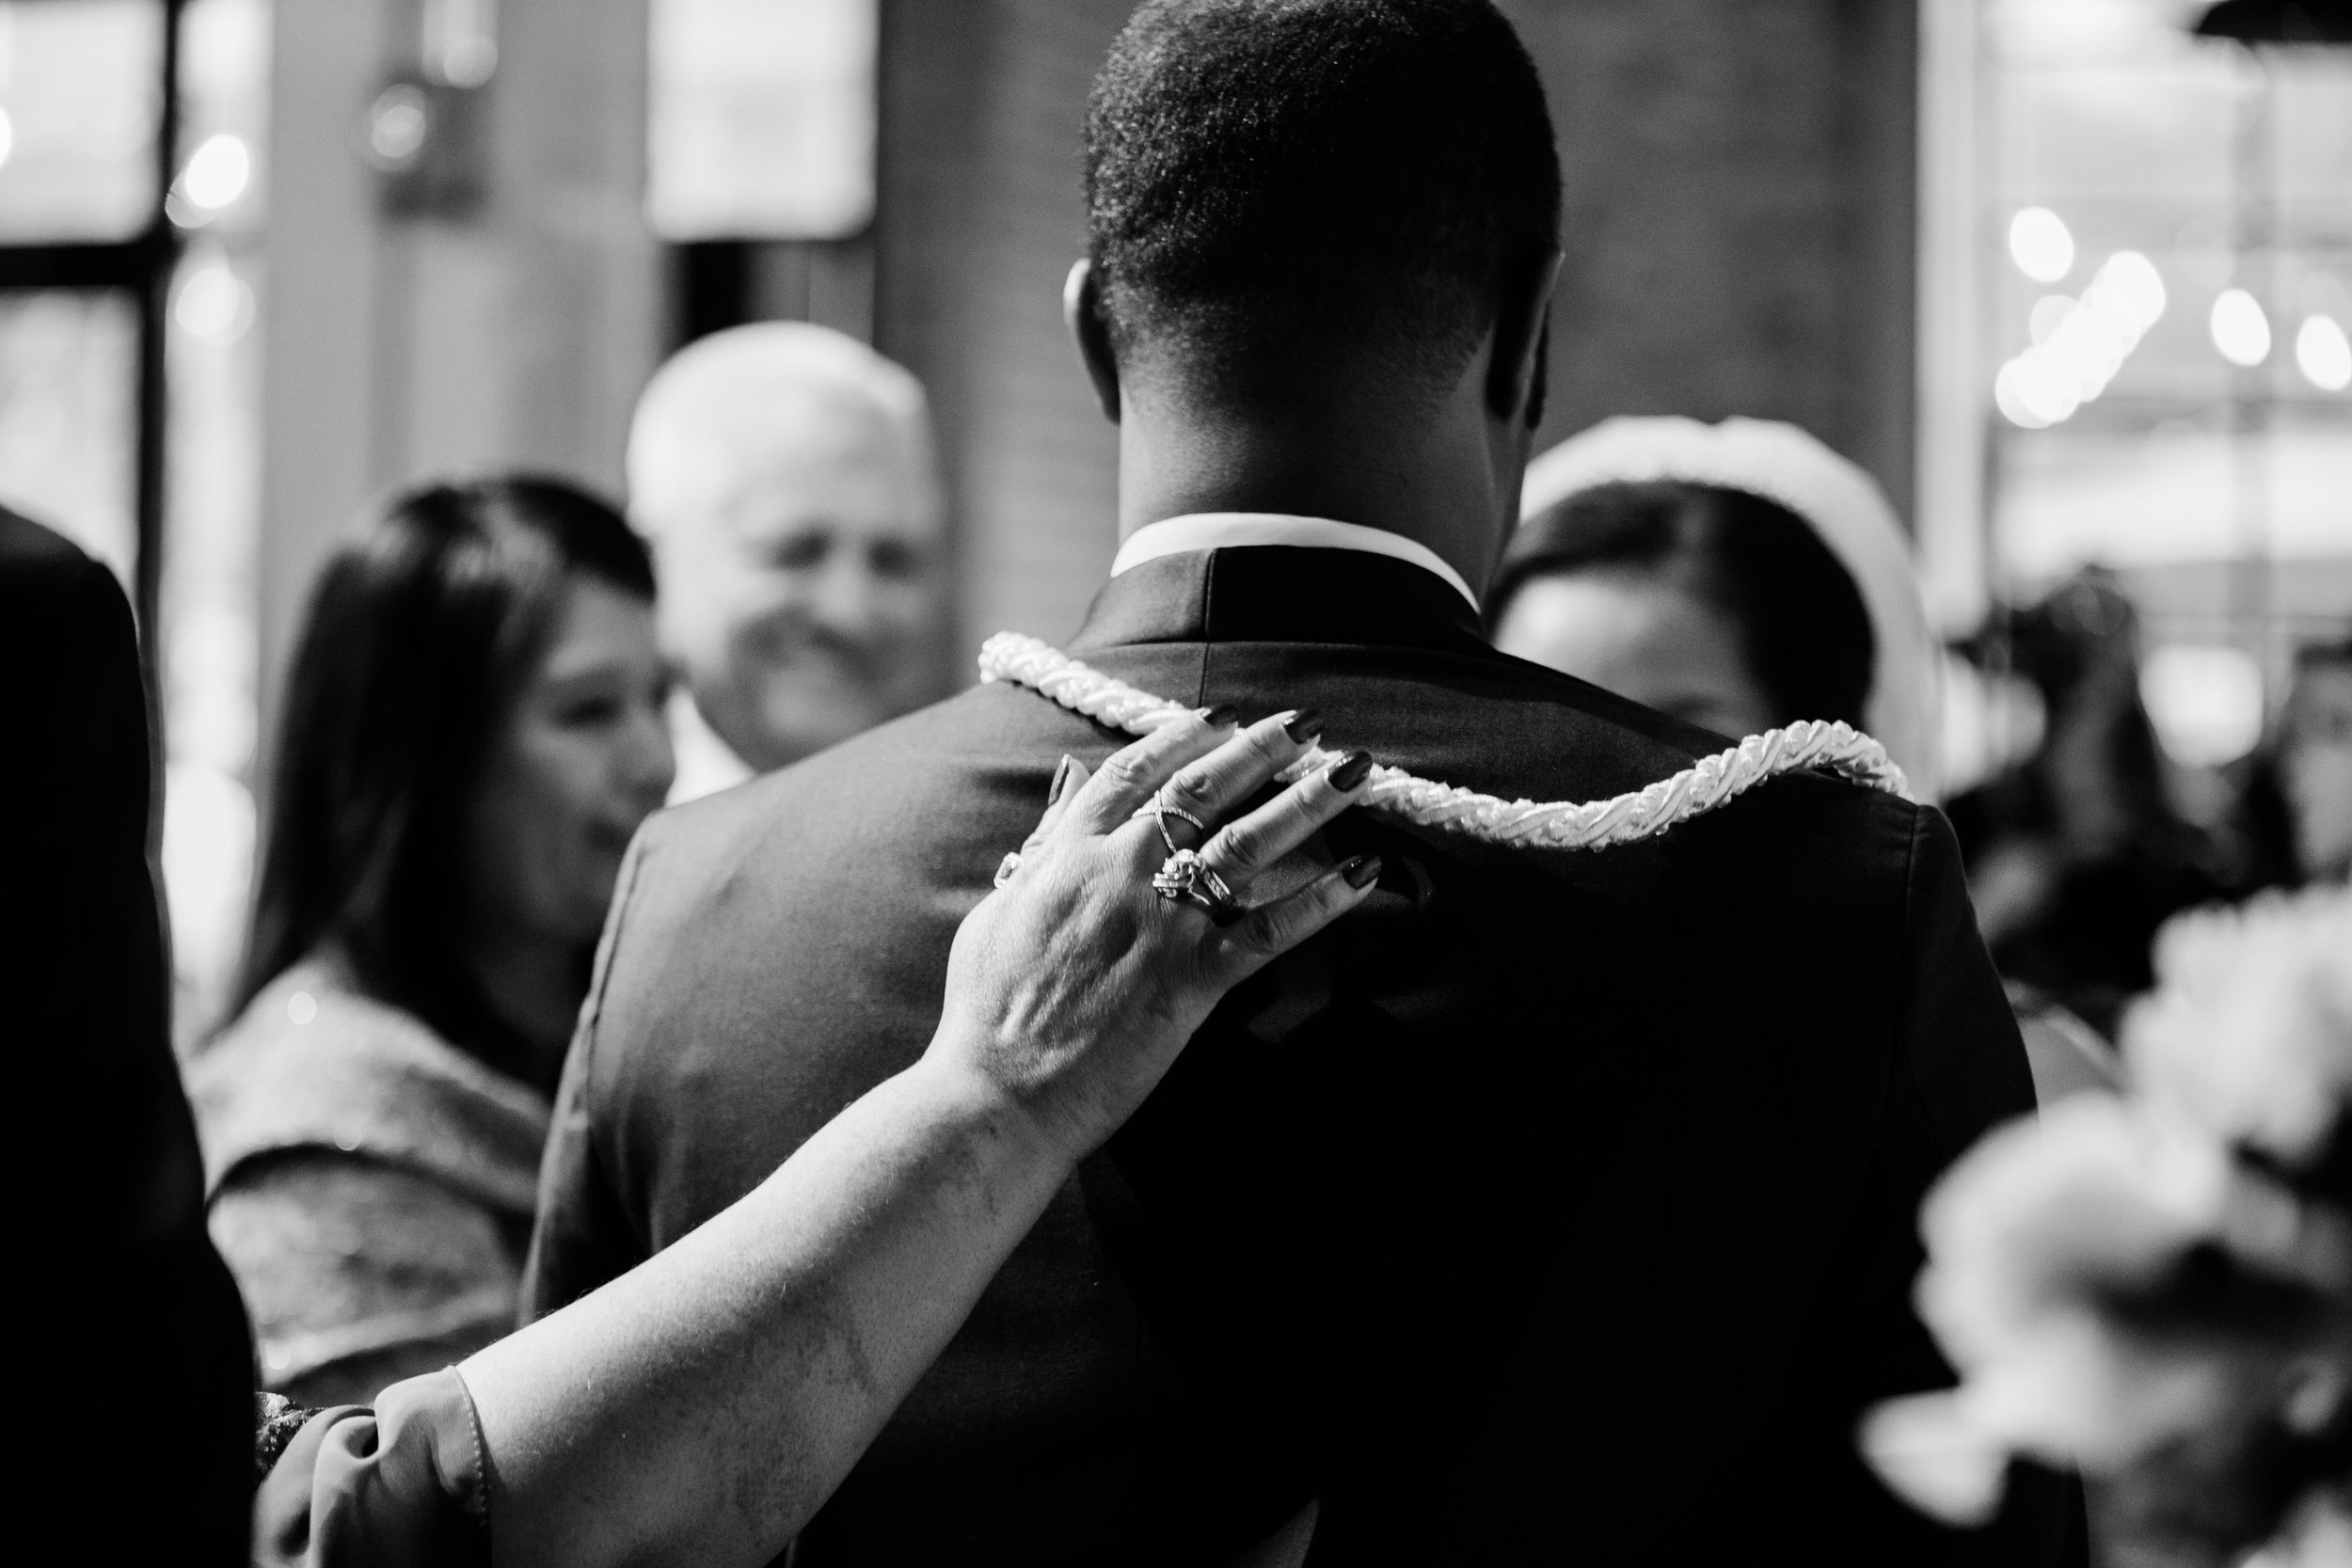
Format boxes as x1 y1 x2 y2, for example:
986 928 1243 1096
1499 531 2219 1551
1114 375 1503 598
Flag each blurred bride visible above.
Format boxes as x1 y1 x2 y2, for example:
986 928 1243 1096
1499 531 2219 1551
1489 415 2115 1106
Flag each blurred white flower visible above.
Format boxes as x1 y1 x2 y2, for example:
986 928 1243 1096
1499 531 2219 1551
1861 1389 2012 1527
1867 889 2352 1539
2248 1493 2352 1568
1864 1094 2352 1526
1869 1101 2241 1521
2127 888 2352 1164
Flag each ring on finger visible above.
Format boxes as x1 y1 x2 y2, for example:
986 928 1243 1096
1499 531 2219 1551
1151 847 1243 922
1133 790 1212 856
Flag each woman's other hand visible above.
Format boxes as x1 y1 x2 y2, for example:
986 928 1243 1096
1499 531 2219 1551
934 708 1379 1164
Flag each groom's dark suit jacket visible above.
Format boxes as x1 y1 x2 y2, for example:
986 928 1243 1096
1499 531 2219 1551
525 546 2083 1566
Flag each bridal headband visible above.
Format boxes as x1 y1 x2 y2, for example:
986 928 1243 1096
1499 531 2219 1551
1519 417 1944 801
979 633 1907 853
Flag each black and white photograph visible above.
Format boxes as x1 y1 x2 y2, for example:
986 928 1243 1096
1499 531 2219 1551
8 1 2352 1563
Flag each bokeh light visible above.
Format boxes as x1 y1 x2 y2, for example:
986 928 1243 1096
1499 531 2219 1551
1994 252 2166 428
161 759 256 1020
2029 294 2075 345
172 257 254 345
2139 644 2266 768
2009 207 2075 283
2296 315 2351 392
366 85 430 169
179 132 250 211
2210 288 2271 367
2098 250 2166 332
1994 360 2046 429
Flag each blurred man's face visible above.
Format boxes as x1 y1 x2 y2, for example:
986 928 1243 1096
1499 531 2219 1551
653 397 943 772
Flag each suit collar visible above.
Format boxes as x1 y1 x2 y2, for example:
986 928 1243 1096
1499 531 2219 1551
1112 513 1479 610
1068 546 1493 657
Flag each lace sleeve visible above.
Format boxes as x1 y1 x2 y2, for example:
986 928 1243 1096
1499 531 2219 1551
255 1391 325 1484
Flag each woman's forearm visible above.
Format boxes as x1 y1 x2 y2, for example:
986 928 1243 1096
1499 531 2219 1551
459 1037 1073 1568
451 715 1370 1568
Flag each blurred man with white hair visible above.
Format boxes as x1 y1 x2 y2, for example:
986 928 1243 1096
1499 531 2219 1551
628 322 946 801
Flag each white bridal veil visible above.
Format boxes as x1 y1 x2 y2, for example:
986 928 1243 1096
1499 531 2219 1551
1519 416 1944 801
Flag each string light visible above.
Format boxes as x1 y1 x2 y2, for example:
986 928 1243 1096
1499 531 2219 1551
1994 251 2167 428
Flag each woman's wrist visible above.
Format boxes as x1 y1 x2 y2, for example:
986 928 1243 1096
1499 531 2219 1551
906 1028 1086 1187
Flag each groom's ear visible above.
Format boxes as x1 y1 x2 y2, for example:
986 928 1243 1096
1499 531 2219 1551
1486 248 1562 429
1064 260 1122 423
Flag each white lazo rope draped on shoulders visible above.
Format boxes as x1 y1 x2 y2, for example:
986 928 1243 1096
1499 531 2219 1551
978 632 1911 853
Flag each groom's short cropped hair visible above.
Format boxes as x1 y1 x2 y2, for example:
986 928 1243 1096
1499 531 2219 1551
1084 0 1560 399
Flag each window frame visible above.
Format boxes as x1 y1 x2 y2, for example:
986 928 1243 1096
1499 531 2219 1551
0 0 185 677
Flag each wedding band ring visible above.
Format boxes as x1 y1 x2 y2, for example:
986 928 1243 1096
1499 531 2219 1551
1136 791 1212 855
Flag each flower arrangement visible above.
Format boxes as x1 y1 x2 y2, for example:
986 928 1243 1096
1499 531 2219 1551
1864 885 2352 1566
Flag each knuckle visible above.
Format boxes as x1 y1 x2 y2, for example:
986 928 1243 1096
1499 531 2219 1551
1200 926 1250 969
1206 818 1270 874
1163 768 1217 810
1098 749 1158 791
1238 911 1290 959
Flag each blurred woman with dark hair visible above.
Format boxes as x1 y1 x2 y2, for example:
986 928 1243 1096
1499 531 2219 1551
2280 638 2352 885
1491 479 1878 742
190 476 675 1405
1942 570 2232 1041
1490 416 1947 792
2236 636 2352 890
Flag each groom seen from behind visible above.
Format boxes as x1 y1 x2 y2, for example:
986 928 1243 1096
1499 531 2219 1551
526 3 2085 1562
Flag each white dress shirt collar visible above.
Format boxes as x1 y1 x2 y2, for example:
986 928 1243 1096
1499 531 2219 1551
1109 512 1479 611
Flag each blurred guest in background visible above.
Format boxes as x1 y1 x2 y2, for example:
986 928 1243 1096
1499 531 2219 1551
18 494 1371 1566
189 476 674 1405
2281 639 2352 885
1491 416 2116 1103
2270 636 2352 886
8 504 252 1565
2222 635 2352 895
1490 415 1944 798
627 322 946 802
1944 569 2227 1043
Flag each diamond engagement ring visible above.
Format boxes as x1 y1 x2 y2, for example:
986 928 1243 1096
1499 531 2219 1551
1151 847 1241 921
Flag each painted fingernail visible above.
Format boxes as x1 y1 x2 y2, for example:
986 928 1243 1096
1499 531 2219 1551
1342 853 1383 889
1198 704 1239 727
1049 754 1076 800
1327 750 1375 790
1280 707 1325 744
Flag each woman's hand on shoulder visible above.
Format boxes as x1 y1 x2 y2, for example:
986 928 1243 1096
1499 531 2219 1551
930 708 1379 1164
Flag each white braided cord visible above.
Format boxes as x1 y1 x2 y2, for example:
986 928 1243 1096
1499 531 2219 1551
978 631 1909 852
